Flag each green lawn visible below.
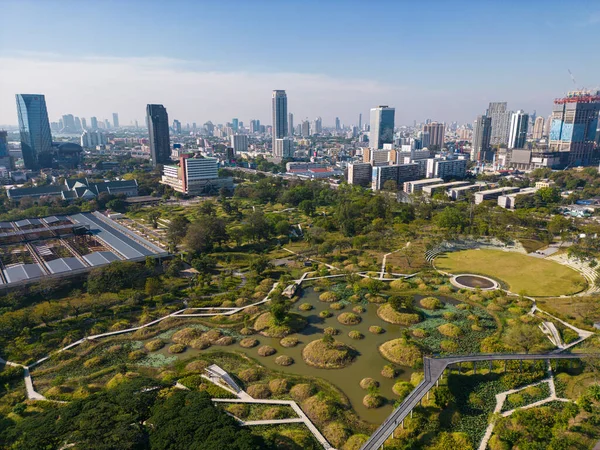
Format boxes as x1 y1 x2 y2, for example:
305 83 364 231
435 249 587 297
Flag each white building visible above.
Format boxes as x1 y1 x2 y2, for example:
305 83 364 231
403 178 444 194
508 110 529 149
426 157 468 179
274 138 294 158
80 130 107 148
498 187 538 209
160 154 232 195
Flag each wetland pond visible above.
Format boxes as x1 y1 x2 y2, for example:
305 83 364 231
145 287 475 424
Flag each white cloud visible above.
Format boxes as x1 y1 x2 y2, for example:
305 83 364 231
0 53 406 127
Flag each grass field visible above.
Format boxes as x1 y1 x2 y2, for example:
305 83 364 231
435 249 587 297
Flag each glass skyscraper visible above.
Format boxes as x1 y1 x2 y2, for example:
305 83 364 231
369 105 395 149
146 104 171 167
16 94 53 169
272 90 288 152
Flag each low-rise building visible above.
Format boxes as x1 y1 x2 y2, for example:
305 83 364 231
497 187 538 209
474 186 520 204
403 177 444 194
422 181 470 197
7 178 138 202
448 183 487 200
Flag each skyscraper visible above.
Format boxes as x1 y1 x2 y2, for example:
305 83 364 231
471 115 492 161
81 118 87 130
104 119 111 129
74 117 82 132
113 113 119 128
173 119 181 134
487 102 511 145
314 117 323 134
232 118 238 131
423 122 445 148
230 134 248 153
335 117 341 131
61 114 76 133
91 116 98 130
508 110 529 149
301 120 310 137
549 90 600 166
532 116 545 140
272 90 288 151
147 104 171 166
358 113 362 130
15 94 53 169
274 138 294 158
288 113 294 136
369 106 395 149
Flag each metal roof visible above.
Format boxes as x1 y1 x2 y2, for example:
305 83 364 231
83 251 120 267
0 222 12 229
3 263 45 283
45 257 86 274
14 218 43 228
42 215 69 225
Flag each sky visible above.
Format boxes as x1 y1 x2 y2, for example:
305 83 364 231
1 0 599 128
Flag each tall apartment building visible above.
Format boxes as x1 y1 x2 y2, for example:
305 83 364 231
288 113 294 136
549 90 600 167
272 90 288 151
532 116 545 140
274 138 294 158
471 115 492 161
369 106 395 149
80 130 107 148
508 110 529 149
426 157 468 179
423 122 445 148
487 102 511 145
301 120 310 137
16 94 53 169
112 113 119 128
347 162 372 187
371 163 420 191
146 104 171 166
230 134 249 153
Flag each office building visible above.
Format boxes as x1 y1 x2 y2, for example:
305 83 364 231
288 113 294 136
81 118 87 130
104 119 111 129
146 104 171 166
91 116 98 129
487 102 511 145
232 118 238 131
471 115 492 161
314 117 323 134
358 113 362 130
74 117 82 132
16 94 53 169
371 163 420 191
422 181 470 197
112 113 119 128
423 122 445 148
173 119 182 134
272 90 288 151
532 116 544 140
0 130 10 170
301 120 310 137
548 90 600 167
335 117 341 131
369 106 395 149
274 138 294 158
508 110 529 149
230 134 249 153
426 157 468 179
160 154 233 195
347 162 372 187
61 114 77 133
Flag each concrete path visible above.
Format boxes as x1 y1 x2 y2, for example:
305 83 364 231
380 243 410 280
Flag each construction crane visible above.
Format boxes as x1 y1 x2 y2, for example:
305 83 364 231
568 69 577 87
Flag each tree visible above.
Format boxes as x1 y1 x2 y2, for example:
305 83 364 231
167 216 190 247
198 200 216 217
504 323 548 353
183 216 228 254
433 386 455 408
382 179 397 192
250 255 272 275
299 199 316 216
106 198 126 213
145 278 162 299
269 295 290 326
435 207 468 232
148 210 161 229
191 254 217 273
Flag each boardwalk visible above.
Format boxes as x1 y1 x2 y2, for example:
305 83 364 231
360 352 599 450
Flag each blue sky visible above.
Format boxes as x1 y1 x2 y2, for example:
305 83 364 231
1 0 599 126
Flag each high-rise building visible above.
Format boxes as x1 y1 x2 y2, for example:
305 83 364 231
314 117 322 134
160 154 233 195
272 90 288 151
147 104 171 166
0 131 8 158
423 122 445 148
232 118 238 131
173 119 181 134
288 113 294 136
369 106 395 149
91 116 98 129
74 117 82 132
358 113 362 130
61 114 76 133
80 130 107 148
532 116 545 140
274 138 294 158
471 115 492 161
335 117 341 131
487 102 511 145
347 162 372 187
549 90 600 166
104 119 111 129
508 110 529 149
544 114 552 137
301 120 310 137
81 118 87 130
230 134 249 153
113 113 119 128
16 94 53 169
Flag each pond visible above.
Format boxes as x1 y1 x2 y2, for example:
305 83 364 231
147 287 466 424
454 274 497 290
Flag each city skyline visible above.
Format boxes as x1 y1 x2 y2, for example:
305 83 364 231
1 1 599 127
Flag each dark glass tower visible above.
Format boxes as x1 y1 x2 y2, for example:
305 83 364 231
16 94 53 169
369 106 395 149
146 104 170 166
272 90 288 152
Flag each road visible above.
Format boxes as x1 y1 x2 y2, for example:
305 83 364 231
360 352 599 450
